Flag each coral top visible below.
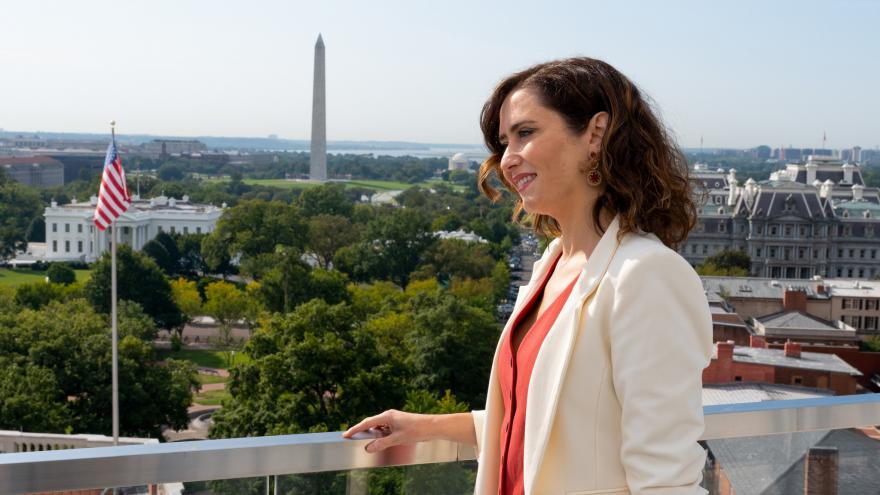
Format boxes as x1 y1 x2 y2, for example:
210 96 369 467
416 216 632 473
497 255 580 495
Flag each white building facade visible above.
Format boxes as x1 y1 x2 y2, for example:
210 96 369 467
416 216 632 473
44 195 223 262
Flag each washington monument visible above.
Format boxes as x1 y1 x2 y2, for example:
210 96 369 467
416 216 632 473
310 34 327 181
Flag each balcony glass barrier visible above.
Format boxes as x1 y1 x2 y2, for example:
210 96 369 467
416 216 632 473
1 395 878 494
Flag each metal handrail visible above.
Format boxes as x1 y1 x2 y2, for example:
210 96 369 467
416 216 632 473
1 394 879 494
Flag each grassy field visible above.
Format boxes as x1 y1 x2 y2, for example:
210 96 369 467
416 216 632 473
204 177 465 192
193 388 231 406
0 268 92 287
195 373 229 385
159 349 252 369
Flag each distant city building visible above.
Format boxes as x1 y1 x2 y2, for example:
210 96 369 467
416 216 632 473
0 156 64 187
683 156 880 280
369 190 402 206
310 34 327 182
852 145 862 162
701 277 880 336
435 229 487 243
140 139 207 156
43 195 222 262
448 153 471 171
702 339 861 395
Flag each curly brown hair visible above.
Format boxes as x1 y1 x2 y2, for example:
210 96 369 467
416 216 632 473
478 57 700 249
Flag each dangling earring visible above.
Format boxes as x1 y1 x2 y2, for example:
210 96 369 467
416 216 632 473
586 152 602 186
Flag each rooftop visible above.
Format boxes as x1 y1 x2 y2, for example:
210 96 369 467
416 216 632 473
725 345 862 376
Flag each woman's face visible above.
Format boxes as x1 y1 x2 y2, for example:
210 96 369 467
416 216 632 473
498 88 599 218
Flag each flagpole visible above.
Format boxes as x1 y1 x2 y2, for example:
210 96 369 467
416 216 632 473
110 120 119 446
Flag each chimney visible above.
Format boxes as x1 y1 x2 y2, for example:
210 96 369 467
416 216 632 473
784 340 802 359
817 284 826 295
804 446 838 495
716 340 735 363
750 335 767 348
805 162 818 184
783 289 808 312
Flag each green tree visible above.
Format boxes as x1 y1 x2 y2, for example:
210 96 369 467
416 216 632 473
0 299 196 437
307 214 360 269
0 358 71 432
201 233 234 278
0 172 43 259
176 233 209 277
157 163 185 181
340 209 435 287
85 244 185 330
210 299 406 438
702 249 752 274
416 238 494 283
210 200 308 261
407 292 498 406
47 263 76 285
296 183 353 217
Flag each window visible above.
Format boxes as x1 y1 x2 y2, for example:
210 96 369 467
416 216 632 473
702 245 708 255
867 300 877 311
859 269 865 278
757 225 764 234
52 240 57 252
196 227 202 234
860 249 866 258
799 225 806 236
844 226 852 236
78 224 83 233
52 223 57 233
792 377 803 385
691 244 697 254
170 226 176 234
866 316 878 331
838 249 844 258
770 247 777 258
158 226 164 233
848 268 854 277
837 268 843 277
873 250 877 259
770 225 778 236
756 248 763 258
77 241 83 252
798 247 806 259
734 376 742 382
183 226 189 234
64 241 70 252
784 225 792 236
65 223 70 233
718 223 726 233
849 249 855 258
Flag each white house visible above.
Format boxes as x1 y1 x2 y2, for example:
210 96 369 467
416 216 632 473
44 194 223 262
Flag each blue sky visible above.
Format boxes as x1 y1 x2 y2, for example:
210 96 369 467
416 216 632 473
1 0 877 149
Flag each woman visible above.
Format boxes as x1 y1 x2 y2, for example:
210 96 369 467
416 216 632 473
344 57 713 495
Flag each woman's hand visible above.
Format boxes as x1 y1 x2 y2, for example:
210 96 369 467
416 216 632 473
343 410 476 453
342 409 430 453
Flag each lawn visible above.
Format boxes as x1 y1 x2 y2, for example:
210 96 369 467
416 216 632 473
0 268 92 287
193 388 231 406
159 349 252 369
195 373 229 385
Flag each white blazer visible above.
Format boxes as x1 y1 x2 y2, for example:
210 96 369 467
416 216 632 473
472 215 713 495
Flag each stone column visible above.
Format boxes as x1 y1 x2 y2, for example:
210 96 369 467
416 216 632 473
310 34 327 181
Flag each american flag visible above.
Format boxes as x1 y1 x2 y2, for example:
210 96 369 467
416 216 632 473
93 139 131 231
